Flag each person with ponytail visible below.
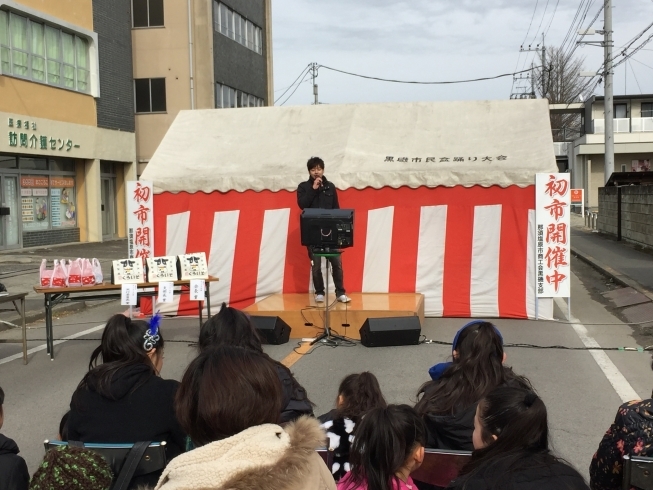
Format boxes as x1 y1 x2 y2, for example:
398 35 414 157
67 313 186 487
319 372 388 481
448 386 589 489
415 320 532 451
338 404 426 490
199 303 314 422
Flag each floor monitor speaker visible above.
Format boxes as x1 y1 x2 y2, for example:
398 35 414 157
359 316 421 347
250 316 291 345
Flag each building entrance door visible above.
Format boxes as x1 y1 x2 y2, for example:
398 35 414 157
101 177 116 239
0 175 20 249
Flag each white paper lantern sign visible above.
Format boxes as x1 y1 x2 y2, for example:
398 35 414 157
146 256 178 282
112 259 146 284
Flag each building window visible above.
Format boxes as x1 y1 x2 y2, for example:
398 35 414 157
213 2 263 55
0 10 91 94
215 83 263 108
132 0 164 28
614 103 628 119
16 157 77 231
642 103 653 118
134 78 166 113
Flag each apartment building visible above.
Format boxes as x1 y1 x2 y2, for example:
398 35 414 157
133 0 274 175
553 94 653 209
0 0 136 250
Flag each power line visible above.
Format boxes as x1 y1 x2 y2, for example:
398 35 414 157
278 72 312 106
274 64 311 104
543 0 561 40
530 0 551 46
318 64 540 85
630 56 653 71
628 60 644 94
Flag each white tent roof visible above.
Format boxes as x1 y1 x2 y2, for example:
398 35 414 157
142 100 557 193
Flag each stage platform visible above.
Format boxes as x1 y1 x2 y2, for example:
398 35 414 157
244 293 425 340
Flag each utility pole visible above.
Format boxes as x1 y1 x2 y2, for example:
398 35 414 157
541 33 546 96
311 63 318 105
604 0 614 183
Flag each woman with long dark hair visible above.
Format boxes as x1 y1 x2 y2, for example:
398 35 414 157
319 372 388 480
338 404 427 490
67 314 185 487
415 320 532 450
199 303 314 422
156 345 335 490
448 386 588 489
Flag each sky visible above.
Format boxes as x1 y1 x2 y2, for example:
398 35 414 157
271 0 653 106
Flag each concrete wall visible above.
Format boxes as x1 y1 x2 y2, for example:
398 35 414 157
93 0 135 132
598 186 653 249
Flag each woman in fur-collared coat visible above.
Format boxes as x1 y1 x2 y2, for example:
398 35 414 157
155 346 335 490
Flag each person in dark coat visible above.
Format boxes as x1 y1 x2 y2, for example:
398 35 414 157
415 321 532 451
199 303 314 423
67 314 186 489
296 156 350 303
319 372 387 481
447 386 588 490
0 386 29 490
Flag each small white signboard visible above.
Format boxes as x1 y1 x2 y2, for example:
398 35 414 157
112 259 146 285
535 173 571 298
178 252 209 280
121 283 137 305
146 256 178 282
189 279 205 301
157 281 175 303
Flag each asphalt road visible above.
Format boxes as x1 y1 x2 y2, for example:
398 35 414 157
0 263 651 483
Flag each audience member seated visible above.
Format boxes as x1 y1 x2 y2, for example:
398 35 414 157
337 404 426 490
447 386 589 490
0 386 29 490
589 355 653 490
199 303 314 422
67 313 186 488
415 321 532 451
319 372 387 481
29 445 113 490
155 345 335 490
58 411 69 441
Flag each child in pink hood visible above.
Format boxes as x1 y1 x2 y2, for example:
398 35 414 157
337 404 426 490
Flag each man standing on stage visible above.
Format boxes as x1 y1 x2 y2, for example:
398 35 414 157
297 157 350 303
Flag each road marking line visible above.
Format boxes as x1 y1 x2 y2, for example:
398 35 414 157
280 342 313 368
0 324 105 366
555 297 639 402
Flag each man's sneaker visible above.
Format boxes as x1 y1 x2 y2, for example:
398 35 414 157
315 294 325 303
337 294 351 303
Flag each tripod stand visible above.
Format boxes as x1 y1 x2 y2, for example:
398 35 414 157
311 249 348 345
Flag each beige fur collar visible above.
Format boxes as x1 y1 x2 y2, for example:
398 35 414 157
155 416 327 490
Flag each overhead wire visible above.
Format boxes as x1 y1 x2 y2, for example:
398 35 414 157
278 72 312 106
274 64 311 104
628 60 644 94
317 65 540 85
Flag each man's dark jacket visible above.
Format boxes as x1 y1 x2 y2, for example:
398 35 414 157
297 176 339 209
0 434 29 490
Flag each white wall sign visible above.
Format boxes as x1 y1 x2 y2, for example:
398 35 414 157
535 173 571 298
178 252 209 280
121 283 137 305
127 181 154 260
157 281 175 303
189 279 205 301
146 256 178 282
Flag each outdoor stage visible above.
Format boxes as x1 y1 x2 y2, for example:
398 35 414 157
244 293 425 340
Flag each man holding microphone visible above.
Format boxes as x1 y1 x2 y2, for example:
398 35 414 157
297 157 350 303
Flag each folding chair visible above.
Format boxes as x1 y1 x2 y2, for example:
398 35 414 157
44 440 167 490
623 454 653 490
316 446 335 469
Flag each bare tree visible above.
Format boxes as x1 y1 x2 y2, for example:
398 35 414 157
533 46 595 142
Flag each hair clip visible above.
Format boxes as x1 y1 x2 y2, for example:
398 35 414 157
143 311 162 352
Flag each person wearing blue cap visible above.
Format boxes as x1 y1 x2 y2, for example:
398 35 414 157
414 321 533 452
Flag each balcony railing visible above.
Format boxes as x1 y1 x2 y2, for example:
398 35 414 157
592 117 653 133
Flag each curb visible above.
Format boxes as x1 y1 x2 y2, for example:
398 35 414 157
571 246 653 303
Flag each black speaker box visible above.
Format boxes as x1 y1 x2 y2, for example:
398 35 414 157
250 316 291 345
359 316 421 347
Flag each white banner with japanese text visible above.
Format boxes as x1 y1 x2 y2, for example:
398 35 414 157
127 181 154 260
535 173 570 298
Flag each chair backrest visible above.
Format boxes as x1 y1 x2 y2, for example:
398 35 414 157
623 454 653 490
411 448 472 487
316 447 335 470
43 440 167 481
